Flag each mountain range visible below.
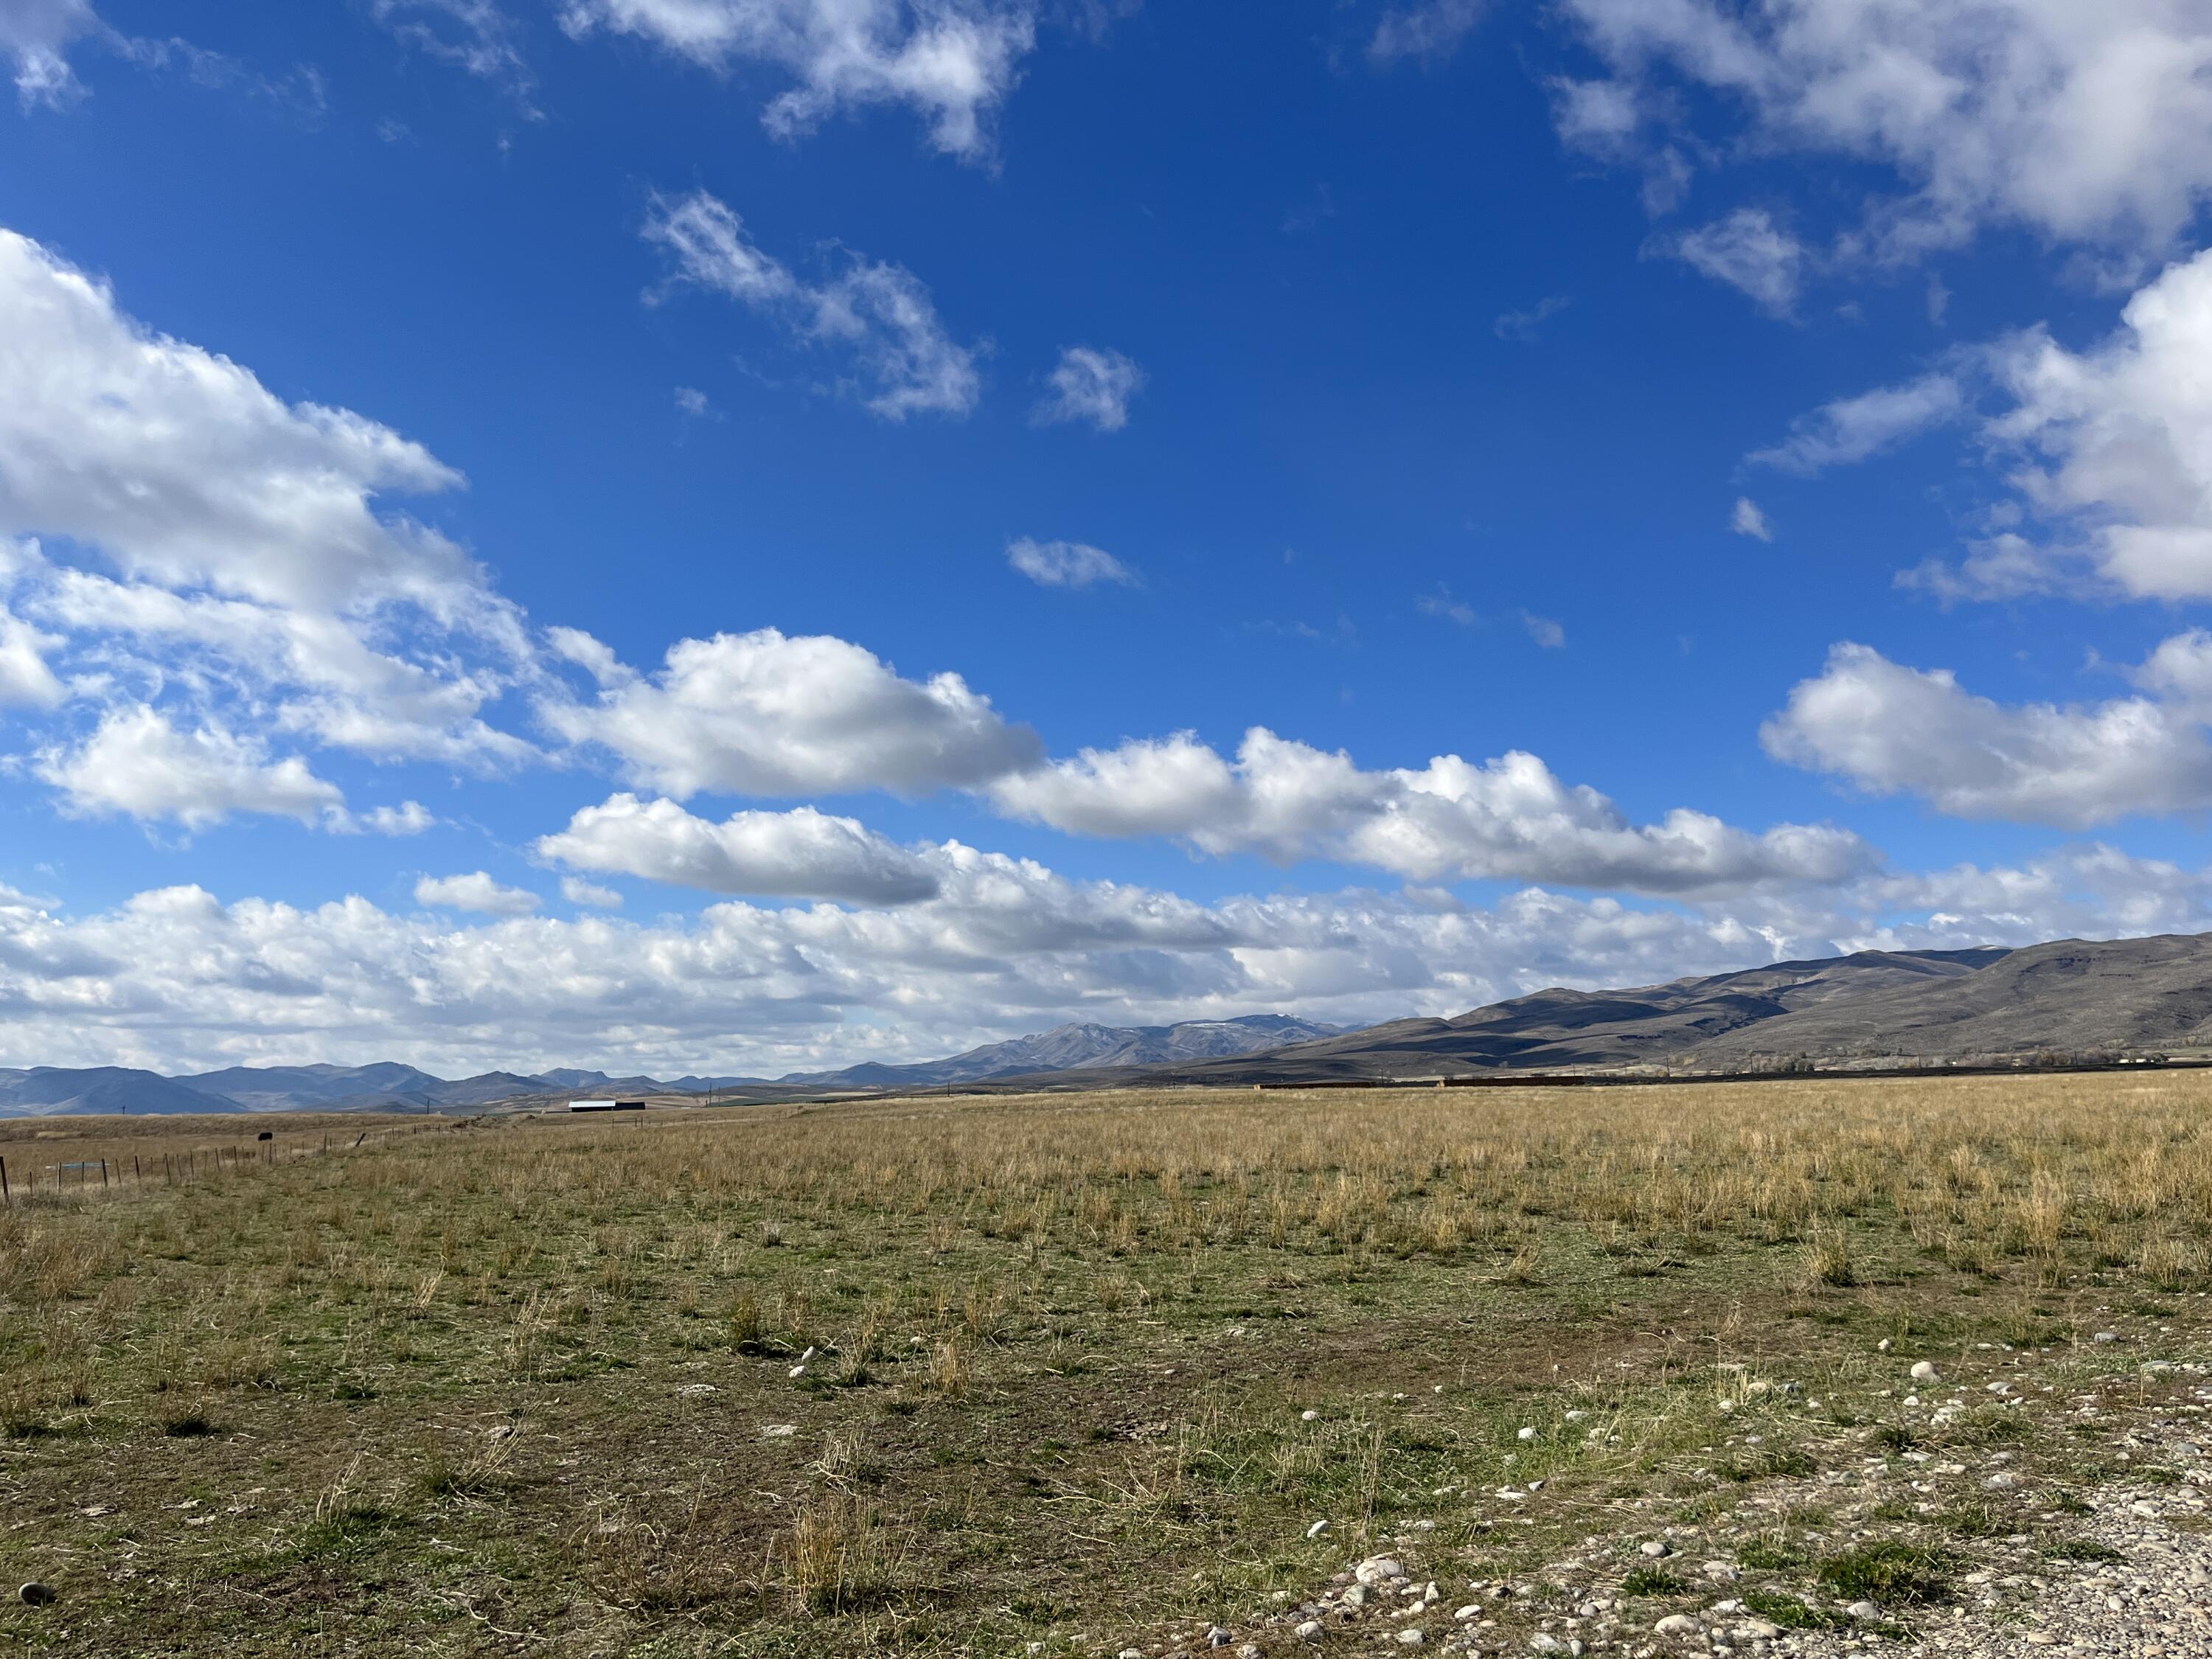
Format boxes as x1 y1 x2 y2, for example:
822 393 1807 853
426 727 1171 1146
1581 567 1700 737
977 934 2212 1090
0 1015 1342 1116
8 934 2212 1116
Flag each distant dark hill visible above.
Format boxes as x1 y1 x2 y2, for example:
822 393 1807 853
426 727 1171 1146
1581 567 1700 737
777 1015 1346 1091
980 947 2023 1088
0 1068 239 1116
1697 933 2212 1062
179 1062 449 1112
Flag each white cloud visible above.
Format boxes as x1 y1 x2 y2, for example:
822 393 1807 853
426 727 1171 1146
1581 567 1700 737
538 793 942 903
1763 641 2212 828
0 230 485 614
1731 497 1773 540
1750 371 1964 473
541 625 1042 799
560 0 1034 159
1493 294 1569 343
1520 611 1566 650
414 871 540 915
354 801 436 836
1558 0 2212 268
673 384 713 417
560 875 624 909
991 728 1871 897
1032 344 1144 431
370 0 533 98
1 0 97 107
1669 208 1805 314
644 189 980 420
1418 588 1475 625
1006 537 1135 588
1 841 2206 1075
0 597 62 704
1368 0 1486 66
35 705 347 830
1784 250 2212 603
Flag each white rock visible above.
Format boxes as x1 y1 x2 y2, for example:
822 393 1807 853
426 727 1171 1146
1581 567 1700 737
1700 1561 1739 1581
1846 1601 1882 1621
1733 1621 1781 1641
1652 1614 1702 1636
760 1423 797 1437
1302 1409 1321 1421
2093 1332 2119 1343
1639 1541 1672 1557
1294 1622 1323 1643
1308 1520 1332 1538
1455 1605 1482 1620
1356 1557 1406 1586
1531 1638 1565 1654
1396 1631 1425 1647
1519 1426 1539 1441
1910 1361 1938 1382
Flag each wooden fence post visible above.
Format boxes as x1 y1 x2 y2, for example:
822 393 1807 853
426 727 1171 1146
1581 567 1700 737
1 1155 9 1208
100 1159 109 1189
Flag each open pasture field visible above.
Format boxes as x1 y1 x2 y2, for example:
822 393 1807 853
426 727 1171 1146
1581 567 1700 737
4 1075 2212 1658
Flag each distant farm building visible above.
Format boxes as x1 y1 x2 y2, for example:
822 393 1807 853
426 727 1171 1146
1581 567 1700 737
566 1099 646 1113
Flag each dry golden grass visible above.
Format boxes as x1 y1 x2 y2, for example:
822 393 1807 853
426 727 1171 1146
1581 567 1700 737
0 1071 2208 1656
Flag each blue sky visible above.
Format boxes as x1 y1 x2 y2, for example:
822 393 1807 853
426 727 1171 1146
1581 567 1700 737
4 0 2212 1076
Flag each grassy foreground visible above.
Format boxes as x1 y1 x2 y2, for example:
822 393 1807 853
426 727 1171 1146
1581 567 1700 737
2 1073 2211 1657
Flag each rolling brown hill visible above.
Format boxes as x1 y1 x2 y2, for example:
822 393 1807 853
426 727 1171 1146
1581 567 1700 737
981 933 2212 1089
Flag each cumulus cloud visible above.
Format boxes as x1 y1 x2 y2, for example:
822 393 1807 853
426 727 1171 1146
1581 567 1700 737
537 793 942 904
35 705 347 830
1 0 97 107
1032 344 1144 431
1750 372 1965 473
0 231 485 613
542 625 1041 799
1557 0 2212 268
352 801 437 836
1669 208 1805 314
414 871 540 915
1763 641 2212 828
1006 537 1135 588
644 189 980 420
0 226 534 785
560 875 624 909
1780 251 2212 602
560 0 1034 159
0 598 63 704
1731 497 1773 540
1 841 2207 1075
991 728 1871 897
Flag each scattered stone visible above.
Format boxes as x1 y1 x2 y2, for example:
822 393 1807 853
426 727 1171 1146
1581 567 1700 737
760 1423 797 1437
2093 1332 2120 1344
1205 1625 1233 1647
1307 1519 1332 1538
1294 1622 1323 1644
1701 1560 1740 1581
1652 1613 1701 1636
1639 1541 1672 1557
1910 1361 1940 1382
18 1583 55 1607
1354 1556 1405 1586
1518 1426 1539 1441
1395 1632 1425 1648
674 1382 718 1398
1846 1601 1882 1622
